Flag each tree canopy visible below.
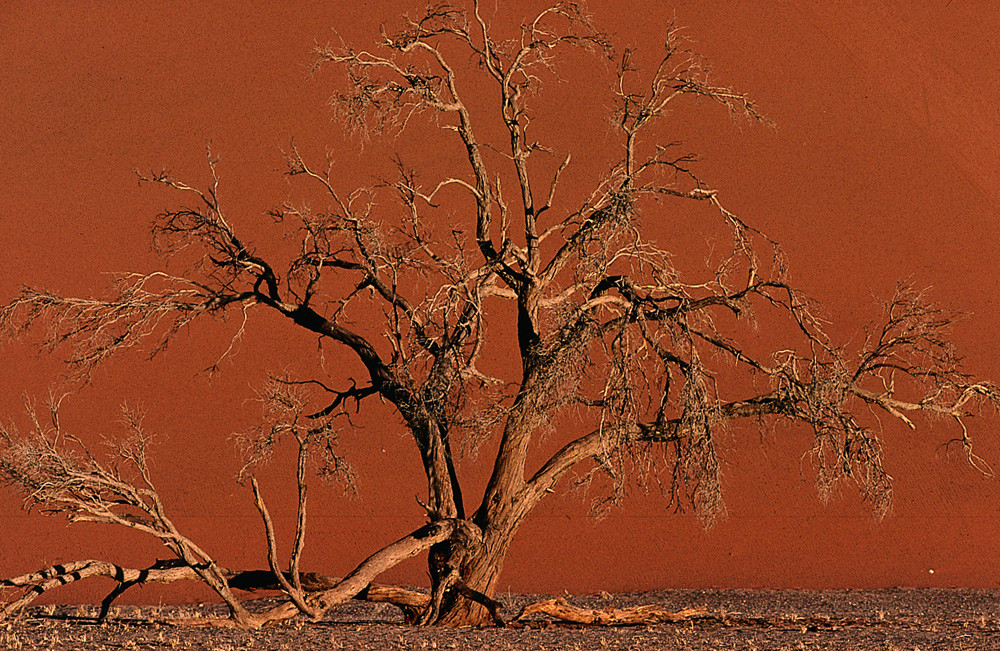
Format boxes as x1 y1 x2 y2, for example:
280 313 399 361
1 1 996 628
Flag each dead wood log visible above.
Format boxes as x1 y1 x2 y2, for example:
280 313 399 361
515 597 709 626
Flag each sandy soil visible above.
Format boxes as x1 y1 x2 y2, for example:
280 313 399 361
2 588 999 650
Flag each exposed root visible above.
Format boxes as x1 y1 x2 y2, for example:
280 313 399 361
453 582 505 627
357 584 430 624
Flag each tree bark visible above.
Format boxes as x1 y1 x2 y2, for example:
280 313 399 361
427 522 517 626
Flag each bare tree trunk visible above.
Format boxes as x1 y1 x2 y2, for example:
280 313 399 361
426 522 517 627
428 410 545 626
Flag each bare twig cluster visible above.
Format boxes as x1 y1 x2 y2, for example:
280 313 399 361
0 399 254 624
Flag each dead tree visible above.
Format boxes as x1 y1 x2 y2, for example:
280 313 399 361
1 1 997 628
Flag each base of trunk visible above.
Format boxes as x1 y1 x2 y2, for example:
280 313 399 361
431 594 496 627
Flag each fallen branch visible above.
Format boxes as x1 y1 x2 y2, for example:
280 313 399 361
515 597 709 625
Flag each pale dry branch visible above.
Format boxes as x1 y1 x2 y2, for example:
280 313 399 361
516 597 709 625
250 477 317 618
0 277 237 384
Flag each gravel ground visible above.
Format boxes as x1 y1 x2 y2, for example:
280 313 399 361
2 588 999 649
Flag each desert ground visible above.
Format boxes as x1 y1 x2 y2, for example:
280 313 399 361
1 588 998 650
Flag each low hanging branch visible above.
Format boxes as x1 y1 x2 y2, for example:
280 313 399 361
0 401 262 626
0 397 443 628
0 558 432 623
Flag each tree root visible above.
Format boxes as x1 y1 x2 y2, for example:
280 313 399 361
453 582 505 626
515 597 709 626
